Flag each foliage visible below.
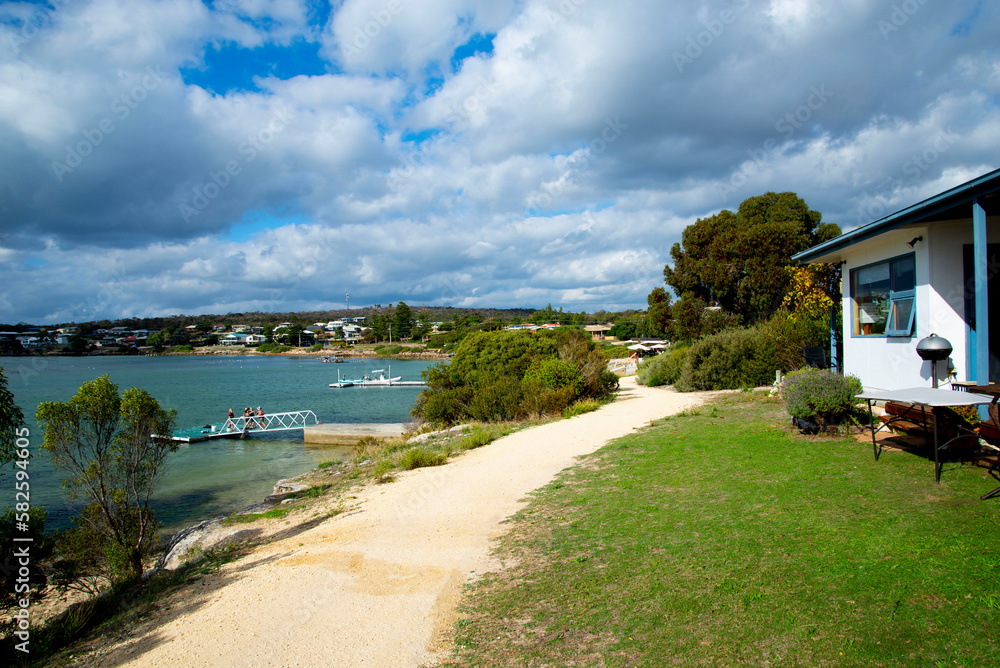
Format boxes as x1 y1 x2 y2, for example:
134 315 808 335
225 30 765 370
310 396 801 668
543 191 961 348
399 446 447 470
35 375 177 585
646 287 673 338
755 308 831 373
782 368 863 430
561 398 604 419
669 293 740 343
676 327 774 391
781 264 839 321
255 343 291 353
598 343 633 359
393 302 415 340
663 192 841 326
523 358 582 394
0 365 25 472
607 320 637 340
414 329 618 425
637 346 689 387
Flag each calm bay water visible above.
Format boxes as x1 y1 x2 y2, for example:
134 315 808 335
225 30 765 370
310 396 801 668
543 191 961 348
1 354 434 533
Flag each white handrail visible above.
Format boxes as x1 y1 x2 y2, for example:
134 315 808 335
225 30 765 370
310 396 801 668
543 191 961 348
223 410 319 434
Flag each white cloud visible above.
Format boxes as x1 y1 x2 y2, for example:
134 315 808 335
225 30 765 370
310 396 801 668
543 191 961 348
0 0 998 322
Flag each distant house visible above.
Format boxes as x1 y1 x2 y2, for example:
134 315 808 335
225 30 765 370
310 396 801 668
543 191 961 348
584 324 613 340
221 333 265 346
793 168 999 390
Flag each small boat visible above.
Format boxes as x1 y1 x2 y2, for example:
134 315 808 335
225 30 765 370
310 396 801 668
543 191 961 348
320 355 347 363
329 366 425 388
362 369 403 385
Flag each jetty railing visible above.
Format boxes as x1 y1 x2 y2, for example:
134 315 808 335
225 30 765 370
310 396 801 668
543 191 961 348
607 358 638 375
222 410 320 435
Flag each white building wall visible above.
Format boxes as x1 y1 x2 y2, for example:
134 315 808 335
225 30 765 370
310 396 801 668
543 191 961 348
840 217 999 390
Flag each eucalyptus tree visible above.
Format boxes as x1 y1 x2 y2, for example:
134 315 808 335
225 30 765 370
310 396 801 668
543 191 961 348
36 375 177 583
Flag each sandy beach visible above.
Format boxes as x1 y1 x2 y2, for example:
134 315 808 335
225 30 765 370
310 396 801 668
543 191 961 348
93 377 710 667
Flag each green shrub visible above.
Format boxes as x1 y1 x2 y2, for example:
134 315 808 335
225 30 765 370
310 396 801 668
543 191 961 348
468 376 526 422
413 329 618 425
783 368 863 430
400 447 447 470
676 327 774 391
637 347 689 387
756 309 830 373
457 425 500 450
562 398 603 418
523 357 582 394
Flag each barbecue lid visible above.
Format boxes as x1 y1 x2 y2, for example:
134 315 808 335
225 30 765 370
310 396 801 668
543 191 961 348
916 333 953 361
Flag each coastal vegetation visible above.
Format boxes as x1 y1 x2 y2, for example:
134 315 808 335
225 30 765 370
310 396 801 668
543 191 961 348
442 391 1000 667
413 328 619 425
35 376 177 587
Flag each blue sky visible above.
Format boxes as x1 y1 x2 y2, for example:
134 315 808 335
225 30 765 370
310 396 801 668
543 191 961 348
1 0 998 324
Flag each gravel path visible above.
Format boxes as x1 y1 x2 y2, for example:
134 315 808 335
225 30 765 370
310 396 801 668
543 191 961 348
110 377 709 667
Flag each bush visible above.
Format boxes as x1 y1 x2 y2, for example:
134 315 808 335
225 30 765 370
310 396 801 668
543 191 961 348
783 368 863 431
676 327 774 391
413 329 618 425
637 347 689 387
756 309 830 373
523 358 582 395
400 446 447 470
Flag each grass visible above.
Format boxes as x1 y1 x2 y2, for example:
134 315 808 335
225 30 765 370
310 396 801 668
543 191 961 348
442 391 1000 667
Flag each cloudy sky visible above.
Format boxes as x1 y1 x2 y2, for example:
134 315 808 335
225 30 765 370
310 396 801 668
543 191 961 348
0 0 997 324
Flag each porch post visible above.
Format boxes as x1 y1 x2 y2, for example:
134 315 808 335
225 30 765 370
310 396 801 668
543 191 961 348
973 197 989 384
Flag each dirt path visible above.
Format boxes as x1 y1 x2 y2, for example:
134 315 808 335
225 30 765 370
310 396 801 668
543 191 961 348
105 378 710 667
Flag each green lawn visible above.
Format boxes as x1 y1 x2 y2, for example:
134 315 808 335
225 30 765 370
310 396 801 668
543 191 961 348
442 392 1000 667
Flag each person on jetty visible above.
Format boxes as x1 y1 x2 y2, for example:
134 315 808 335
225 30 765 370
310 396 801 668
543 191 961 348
255 407 265 428
226 408 236 432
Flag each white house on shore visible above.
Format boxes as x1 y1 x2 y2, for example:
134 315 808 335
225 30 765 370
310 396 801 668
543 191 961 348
793 168 999 390
221 333 266 346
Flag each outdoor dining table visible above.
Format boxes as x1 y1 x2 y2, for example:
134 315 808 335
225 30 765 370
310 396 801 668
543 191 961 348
856 387 996 485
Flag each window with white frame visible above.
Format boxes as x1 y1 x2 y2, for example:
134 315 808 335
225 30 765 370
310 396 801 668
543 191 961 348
851 254 916 337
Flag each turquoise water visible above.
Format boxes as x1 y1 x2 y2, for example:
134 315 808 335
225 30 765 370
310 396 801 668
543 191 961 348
0 355 434 533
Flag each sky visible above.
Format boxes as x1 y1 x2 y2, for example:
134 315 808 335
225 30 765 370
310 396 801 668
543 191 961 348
1 0 998 324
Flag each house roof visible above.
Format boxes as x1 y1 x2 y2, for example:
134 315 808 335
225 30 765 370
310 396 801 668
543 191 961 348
793 167 1000 264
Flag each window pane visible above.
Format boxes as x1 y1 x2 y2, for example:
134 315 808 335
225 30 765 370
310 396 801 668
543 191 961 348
853 261 891 335
892 255 916 291
887 295 914 335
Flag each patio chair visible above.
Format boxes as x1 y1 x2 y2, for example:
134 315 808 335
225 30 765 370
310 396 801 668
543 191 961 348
980 401 1000 500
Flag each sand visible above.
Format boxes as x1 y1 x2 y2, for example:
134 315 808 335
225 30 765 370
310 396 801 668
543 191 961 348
102 377 710 667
